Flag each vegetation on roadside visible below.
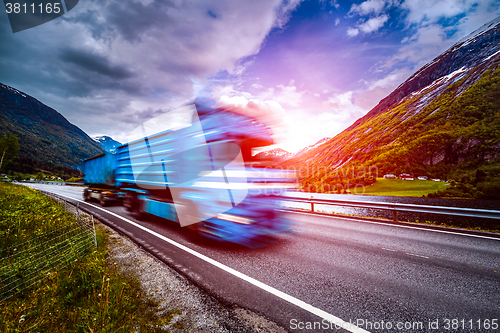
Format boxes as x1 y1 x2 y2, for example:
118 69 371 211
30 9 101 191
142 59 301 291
7 157 82 181
0 183 180 332
361 178 448 197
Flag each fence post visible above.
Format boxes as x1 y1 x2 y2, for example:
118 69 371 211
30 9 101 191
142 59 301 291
91 215 97 248
310 196 314 212
393 210 398 221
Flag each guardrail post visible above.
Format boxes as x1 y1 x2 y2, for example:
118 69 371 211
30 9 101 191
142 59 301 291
393 210 398 221
310 196 314 212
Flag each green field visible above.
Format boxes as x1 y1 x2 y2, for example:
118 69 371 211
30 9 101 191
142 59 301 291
360 178 448 197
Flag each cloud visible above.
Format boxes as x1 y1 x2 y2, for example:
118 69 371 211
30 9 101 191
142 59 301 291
346 14 389 36
358 14 389 33
346 0 391 36
215 93 286 138
347 27 360 37
349 0 390 16
1 0 302 140
275 81 304 107
322 91 365 118
355 67 412 109
212 80 305 127
401 0 473 24
367 67 411 91
60 48 133 80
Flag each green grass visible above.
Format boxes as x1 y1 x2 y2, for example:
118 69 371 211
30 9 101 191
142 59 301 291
0 183 179 332
360 178 448 197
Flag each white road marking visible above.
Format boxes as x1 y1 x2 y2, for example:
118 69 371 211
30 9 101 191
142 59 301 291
381 247 430 259
405 253 430 259
45 189 370 333
381 248 397 252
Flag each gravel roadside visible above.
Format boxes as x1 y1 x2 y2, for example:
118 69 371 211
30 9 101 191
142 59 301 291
101 221 287 332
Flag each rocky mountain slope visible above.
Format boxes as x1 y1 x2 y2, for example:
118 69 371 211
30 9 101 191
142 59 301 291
282 16 500 197
0 83 105 170
254 137 331 163
293 137 331 159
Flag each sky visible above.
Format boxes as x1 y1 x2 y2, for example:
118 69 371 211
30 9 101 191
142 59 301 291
1 0 500 153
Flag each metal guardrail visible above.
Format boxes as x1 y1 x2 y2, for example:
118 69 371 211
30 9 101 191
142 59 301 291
280 196 500 221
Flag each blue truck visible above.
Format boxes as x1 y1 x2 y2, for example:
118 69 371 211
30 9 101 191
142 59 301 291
83 104 296 246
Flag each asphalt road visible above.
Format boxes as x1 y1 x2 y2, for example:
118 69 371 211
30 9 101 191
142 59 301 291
24 183 500 333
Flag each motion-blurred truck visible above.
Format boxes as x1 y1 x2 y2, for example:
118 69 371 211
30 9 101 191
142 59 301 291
83 104 296 246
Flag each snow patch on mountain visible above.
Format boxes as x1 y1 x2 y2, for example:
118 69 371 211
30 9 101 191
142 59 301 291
93 136 122 153
484 49 500 62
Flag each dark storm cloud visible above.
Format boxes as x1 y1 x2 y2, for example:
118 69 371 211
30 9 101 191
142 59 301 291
60 48 133 80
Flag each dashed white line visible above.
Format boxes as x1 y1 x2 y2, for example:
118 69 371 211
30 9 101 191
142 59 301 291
381 247 397 252
381 247 430 259
405 253 430 259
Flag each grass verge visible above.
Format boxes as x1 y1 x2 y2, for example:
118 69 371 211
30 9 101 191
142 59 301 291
0 182 179 332
361 178 448 197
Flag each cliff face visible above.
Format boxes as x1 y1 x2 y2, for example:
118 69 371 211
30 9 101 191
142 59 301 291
0 83 105 170
282 16 500 177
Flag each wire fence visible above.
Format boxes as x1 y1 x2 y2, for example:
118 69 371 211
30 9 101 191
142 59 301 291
0 191 97 302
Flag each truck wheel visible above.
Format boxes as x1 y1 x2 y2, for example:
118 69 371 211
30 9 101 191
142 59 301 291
83 189 90 202
99 193 107 207
124 193 134 212
134 197 146 220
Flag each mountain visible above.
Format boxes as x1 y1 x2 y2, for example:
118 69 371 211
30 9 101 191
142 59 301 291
293 137 331 158
93 136 122 153
254 148 293 163
254 137 331 163
0 83 105 171
282 17 500 197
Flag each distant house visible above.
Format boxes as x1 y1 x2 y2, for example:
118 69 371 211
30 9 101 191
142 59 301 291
383 174 397 179
417 176 428 180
